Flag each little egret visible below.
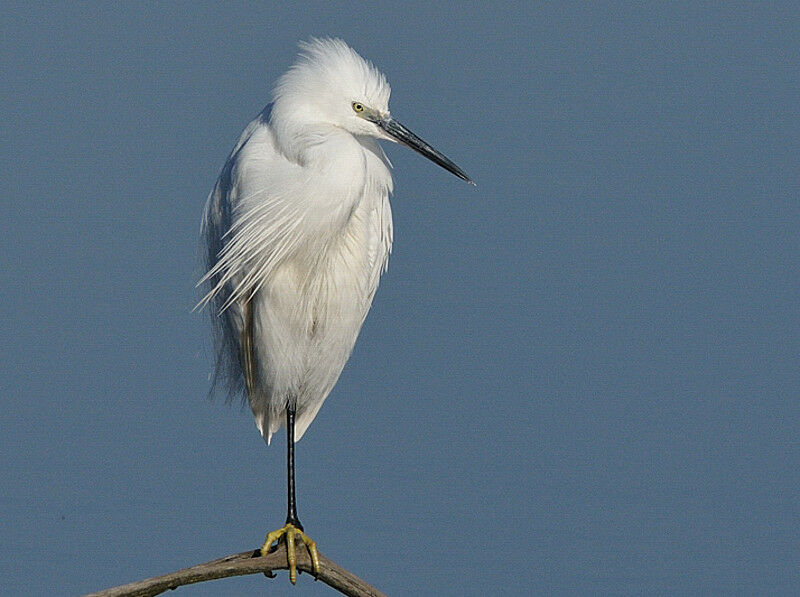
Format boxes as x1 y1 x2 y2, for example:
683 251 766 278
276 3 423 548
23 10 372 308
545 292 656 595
198 38 472 583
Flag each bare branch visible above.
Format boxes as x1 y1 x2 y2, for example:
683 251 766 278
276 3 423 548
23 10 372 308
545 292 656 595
85 543 387 597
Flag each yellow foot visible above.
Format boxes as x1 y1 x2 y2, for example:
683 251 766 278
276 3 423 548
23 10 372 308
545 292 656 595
261 524 320 584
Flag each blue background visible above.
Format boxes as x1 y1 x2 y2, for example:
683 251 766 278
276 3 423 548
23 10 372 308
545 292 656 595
2 3 798 595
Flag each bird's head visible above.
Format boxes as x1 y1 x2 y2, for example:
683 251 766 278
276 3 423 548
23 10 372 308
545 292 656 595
270 38 473 184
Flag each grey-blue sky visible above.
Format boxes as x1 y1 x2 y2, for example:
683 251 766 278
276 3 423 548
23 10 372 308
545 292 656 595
2 2 798 595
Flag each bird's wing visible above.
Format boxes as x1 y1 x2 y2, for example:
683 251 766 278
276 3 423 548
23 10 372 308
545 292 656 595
199 104 309 400
199 105 311 312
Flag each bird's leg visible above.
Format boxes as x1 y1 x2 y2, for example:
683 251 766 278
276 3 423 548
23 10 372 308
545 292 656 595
240 300 256 397
260 406 320 584
286 407 301 529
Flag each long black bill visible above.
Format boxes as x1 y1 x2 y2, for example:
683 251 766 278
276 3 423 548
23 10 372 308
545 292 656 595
378 117 474 185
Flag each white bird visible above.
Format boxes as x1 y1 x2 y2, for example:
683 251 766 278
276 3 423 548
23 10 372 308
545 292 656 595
198 38 472 583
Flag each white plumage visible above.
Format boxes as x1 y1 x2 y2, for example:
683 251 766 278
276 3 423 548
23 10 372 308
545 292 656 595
199 38 471 445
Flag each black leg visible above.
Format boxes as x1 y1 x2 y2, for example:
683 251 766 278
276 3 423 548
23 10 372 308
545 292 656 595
285 407 303 530
259 406 320 582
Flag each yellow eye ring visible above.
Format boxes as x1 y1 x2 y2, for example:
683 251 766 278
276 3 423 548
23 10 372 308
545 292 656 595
352 102 364 113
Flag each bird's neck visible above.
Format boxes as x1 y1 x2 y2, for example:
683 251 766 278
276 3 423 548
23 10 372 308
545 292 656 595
274 120 392 194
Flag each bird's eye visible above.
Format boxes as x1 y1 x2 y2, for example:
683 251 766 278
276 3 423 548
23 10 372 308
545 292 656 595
352 102 364 113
